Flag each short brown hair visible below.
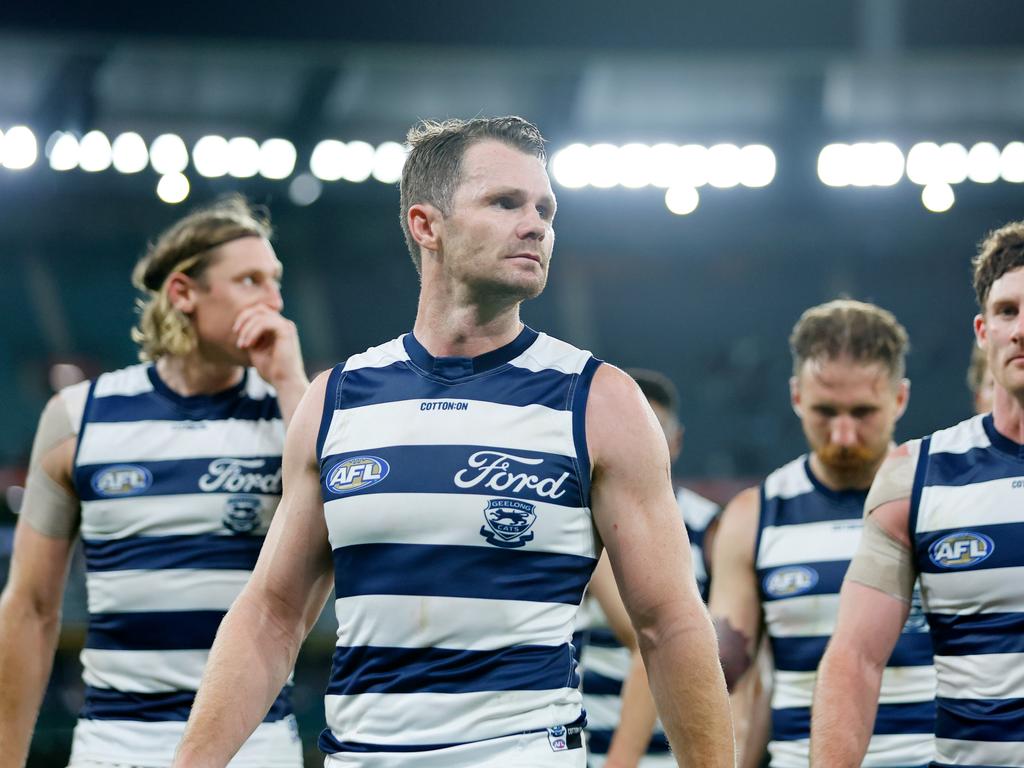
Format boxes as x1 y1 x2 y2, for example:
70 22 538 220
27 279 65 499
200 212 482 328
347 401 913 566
973 220 1024 311
131 195 272 361
790 299 909 381
399 116 547 273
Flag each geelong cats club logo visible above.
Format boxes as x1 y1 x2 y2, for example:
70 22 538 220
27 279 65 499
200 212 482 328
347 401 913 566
481 498 537 548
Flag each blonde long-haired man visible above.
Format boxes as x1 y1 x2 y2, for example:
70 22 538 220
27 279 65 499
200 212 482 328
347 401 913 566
0 196 309 768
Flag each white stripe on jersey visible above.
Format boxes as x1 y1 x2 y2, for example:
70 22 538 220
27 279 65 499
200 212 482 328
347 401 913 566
81 649 210 693
77 417 283 464
86 569 251 614
935 737 1024 767
322 400 574 457
80 494 274 539
921 566 1024 614
772 666 936 709
936 652 1024 700
762 594 841 637
324 493 597 558
918 479 1024 531
507 334 592 375
344 337 409 371
770 735 935 768
323 688 581 747
334 594 578 651
92 365 153 398
928 414 989 455
758 519 863 567
762 457 814 500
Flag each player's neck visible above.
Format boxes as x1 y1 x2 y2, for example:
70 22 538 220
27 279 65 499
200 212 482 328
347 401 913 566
156 352 244 397
991 385 1024 444
413 283 524 358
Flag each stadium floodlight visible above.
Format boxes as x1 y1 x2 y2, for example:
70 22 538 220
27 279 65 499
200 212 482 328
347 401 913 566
1001 142 1024 183
676 144 709 188
288 173 322 206
111 133 149 173
149 134 189 175
967 142 1000 184
707 144 742 189
938 143 968 184
665 185 699 215
906 142 943 185
845 142 904 187
372 141 407 184
339 140 375 183
648 143 682 189
550 144 590 189
48 132 80 171
227 137 260 178
79 131 112 173
192 136 230 178
310 139 345 181
818 143 851 187
2 126 38 170
921 181 954 213
618 143 653 189
156 172 190 204
588 144 620 189
259 138 297 180
739 144 776 188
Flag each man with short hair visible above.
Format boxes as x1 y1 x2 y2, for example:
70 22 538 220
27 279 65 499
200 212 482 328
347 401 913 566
811 222 1024 767
711 299 935 767
0 196 309 768
172 116 733 768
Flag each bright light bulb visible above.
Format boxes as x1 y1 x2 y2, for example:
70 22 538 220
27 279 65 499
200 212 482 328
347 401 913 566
618 143 652 189
372 141 407 183
48 132 80 171
677 144 709 188
550 144 590 189
227 137 260 178
707 144 742 189
341 140 375 183
739 145 776 188
111 132 148 173
648 143 683 189
149 134 188 175
2 126 37 170
587 144 620 189
156 173 190 204
259 138 296 180
939 143 968 184
1000 142 1024 183
79 130 112 172
310 140 345 181
818 144 850 187
921 182 954 213
192 136 229 178
906 142 942 185
665 186 699 215
967 142 1000 184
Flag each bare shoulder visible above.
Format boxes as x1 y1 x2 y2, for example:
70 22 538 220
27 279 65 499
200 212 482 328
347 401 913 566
715 487 760 560
586 363 663 467
284 369 333 460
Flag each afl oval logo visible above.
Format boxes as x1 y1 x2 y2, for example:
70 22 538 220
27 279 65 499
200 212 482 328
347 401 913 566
91 465 152 497
929 531 994 569
326 456 389 495
763 566 819 598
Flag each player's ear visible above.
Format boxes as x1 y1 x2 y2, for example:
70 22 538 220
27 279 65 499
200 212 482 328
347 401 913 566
894 378 910 421
789 375 802 418
974 313 987 348
408 202 443 255
165 272 198 313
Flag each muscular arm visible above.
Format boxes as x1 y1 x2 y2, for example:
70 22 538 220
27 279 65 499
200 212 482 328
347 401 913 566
708 488 763 691
0 396 79 768
173 373 334 768
588 365 733 767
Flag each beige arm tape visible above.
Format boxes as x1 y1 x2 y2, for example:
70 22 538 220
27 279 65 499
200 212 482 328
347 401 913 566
19 384 87 539
844 441 920 603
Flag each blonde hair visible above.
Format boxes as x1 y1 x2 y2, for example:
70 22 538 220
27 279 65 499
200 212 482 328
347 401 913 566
131 195 271 361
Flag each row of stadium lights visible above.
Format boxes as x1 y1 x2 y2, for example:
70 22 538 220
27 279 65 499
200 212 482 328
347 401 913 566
1 126 1023 215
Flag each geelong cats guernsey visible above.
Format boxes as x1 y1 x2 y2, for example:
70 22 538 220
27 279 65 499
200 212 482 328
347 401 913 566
317 327 602 763
69 363 299 767
911 414 1024 767
580 487 719 768
756 456 935 768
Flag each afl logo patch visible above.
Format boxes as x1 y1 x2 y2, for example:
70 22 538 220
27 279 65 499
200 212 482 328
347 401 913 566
763 566 818 598
929 531 994 569
326 456 389 495
480 498 537 548
91 465 152 497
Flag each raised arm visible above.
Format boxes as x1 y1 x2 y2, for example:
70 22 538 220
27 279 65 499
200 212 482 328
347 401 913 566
587 365 733 767
708 487 763 691
173 372 334 768
0 396 80 768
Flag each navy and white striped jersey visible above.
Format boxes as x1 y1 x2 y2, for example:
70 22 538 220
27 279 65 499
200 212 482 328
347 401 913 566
757 456 935 767
579 487 719 767
68 363 299 767
317 327 601 760
912 414 1024 767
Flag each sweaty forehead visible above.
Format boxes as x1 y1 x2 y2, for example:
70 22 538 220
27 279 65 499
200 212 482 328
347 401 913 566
458 141 552 195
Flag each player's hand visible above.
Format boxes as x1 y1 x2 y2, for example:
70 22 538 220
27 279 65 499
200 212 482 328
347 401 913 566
233 305 306 390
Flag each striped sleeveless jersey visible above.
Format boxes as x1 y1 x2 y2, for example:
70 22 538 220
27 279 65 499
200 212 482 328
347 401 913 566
580 487 719 767
69 363 299 766
912 414 1024 767
317 327 601 761
757 456 935 767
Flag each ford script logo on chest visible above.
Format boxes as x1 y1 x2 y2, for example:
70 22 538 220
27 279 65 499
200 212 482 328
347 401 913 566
454 450 570 499
199 458 282 494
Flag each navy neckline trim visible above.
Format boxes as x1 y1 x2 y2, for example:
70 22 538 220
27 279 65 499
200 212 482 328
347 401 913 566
802 456 869 504
146 364 248 411
402 326 539 380
982 413 1024 460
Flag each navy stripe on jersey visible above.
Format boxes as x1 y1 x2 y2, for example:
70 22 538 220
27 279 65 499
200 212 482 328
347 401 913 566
759 491 864 528
772 701 935 742
771 632 933 673
337 363 577 412
76 457 282 502
582 670 622 697
758 559 851 602
87 394 279 424
587 628 620 648
321 445 582 508
81 685 292 722
332 543 595 605
917 523 1024 574
936 696 1024 742
326 644 577 696
927 611 1024 656
83 534 264 572
86 609 225 651
571 356 601 510
924 449 1024 488
587 730 670 754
